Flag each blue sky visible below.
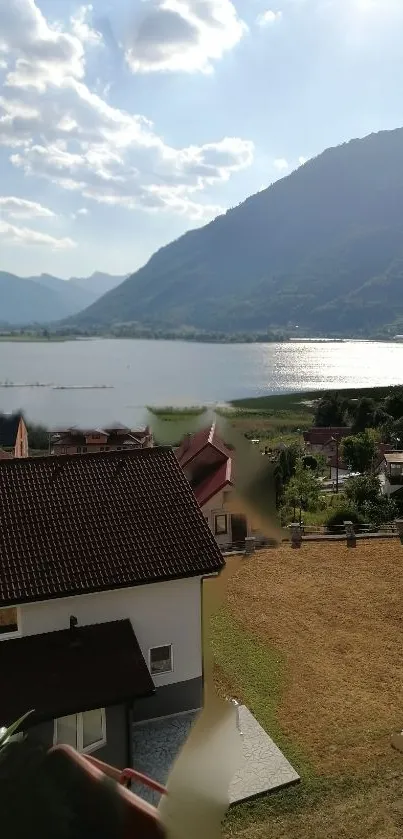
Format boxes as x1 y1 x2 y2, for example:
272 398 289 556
1 0 403 280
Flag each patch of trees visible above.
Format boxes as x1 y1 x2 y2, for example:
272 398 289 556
314 387 403 447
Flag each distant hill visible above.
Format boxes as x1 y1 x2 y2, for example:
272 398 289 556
70 127 403 336
69 271 128 297
0 271 127 325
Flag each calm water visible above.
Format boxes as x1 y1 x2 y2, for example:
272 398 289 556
0 338 402 428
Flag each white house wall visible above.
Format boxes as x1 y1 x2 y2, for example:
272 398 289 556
19 576 203 688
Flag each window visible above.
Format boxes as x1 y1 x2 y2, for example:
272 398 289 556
0 606 19 637
214 514 228 535
149 645 173 675
76 446 82 453
82 447 87 453
54 708 106 754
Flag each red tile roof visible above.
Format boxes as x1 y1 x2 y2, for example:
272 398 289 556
303 427 352 446
0 619 154 727
0 447 224 607
176 423 232 468
194 458 233 507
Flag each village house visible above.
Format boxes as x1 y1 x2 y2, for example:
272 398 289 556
175 423 260 548
0 447 224 769
50 423 153 455
379 452 403 498
303 426 352 459
0 411 28 458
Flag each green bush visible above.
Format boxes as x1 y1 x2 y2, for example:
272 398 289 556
325 508 365 532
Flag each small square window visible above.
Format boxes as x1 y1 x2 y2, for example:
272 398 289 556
82 709 106 752
54 714 77 749
54 709 106 754
214 514 228 535
150 644 173 675
0 606 19 637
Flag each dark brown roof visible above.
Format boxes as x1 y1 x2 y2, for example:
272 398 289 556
303 427 352 446
0 619 154 726
0 447 224 607
0 412 22 447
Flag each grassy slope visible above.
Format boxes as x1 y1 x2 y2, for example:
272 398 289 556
212 546 403 839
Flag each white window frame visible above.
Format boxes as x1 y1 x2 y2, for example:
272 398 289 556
149 644 173 676
0 606 21 640
53 708 106 755
214 513 228 536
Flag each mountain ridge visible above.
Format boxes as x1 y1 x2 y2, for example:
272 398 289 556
69 126 403 336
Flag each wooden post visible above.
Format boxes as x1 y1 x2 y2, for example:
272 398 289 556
344 520 356 548
290 523 302 549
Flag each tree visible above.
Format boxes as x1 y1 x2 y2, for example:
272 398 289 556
283 457 320 525
384 387 403 421
341 431 377 474
314 393 347 427
351 397 376 433
303 455 318 471
344 474 381 508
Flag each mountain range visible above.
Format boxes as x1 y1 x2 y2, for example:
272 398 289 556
0 272 127 325
69 126 403 336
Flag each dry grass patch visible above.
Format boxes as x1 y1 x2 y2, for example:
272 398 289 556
223 541 403 775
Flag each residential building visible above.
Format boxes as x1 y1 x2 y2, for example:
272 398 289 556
379 452 403 497
176 423 252 548
50 423 153 455
0 447 224 769
303 426 352 459
0 412 28 458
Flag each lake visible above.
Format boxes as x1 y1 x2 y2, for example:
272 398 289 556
0 338 402 428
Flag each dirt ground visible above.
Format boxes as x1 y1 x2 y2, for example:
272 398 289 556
224 540 403 775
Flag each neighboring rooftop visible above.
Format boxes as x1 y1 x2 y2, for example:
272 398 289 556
384 452 403 464
0 449 13 460
0 619 154 726
0 447 224 607
303 427 352 446
176 422 232 469
0 412 22 448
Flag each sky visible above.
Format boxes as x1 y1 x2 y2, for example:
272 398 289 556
1 0 403 280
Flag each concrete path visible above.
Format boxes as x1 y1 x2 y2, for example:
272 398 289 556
131 705 299 806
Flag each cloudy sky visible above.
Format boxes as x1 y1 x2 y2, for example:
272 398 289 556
1 0 403 279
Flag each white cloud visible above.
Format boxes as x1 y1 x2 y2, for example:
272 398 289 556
298 155 307 165
77 206 89 215
0 219 75 249
273 157 289 172
0 0 253 222
257 9 282 27
0 195 55 218
126 0 247 74
70 5 101 45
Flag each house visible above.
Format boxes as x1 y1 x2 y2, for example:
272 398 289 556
379 452 403 497
0 447 224 769
0 412 28 458
0 449 13 460
50 423 153 455
176 423 251 548
328 454 351 483
303 426 352 459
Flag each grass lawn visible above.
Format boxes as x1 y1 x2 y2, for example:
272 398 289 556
212 543 403 839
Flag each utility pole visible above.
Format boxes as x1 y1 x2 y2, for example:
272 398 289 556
331 435 340 493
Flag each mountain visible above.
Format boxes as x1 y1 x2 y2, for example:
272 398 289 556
0 272 74 324
69 272 128 296
0 271 127 325
70 127 403 336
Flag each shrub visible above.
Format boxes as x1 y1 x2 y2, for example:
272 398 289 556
325 508 364 533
